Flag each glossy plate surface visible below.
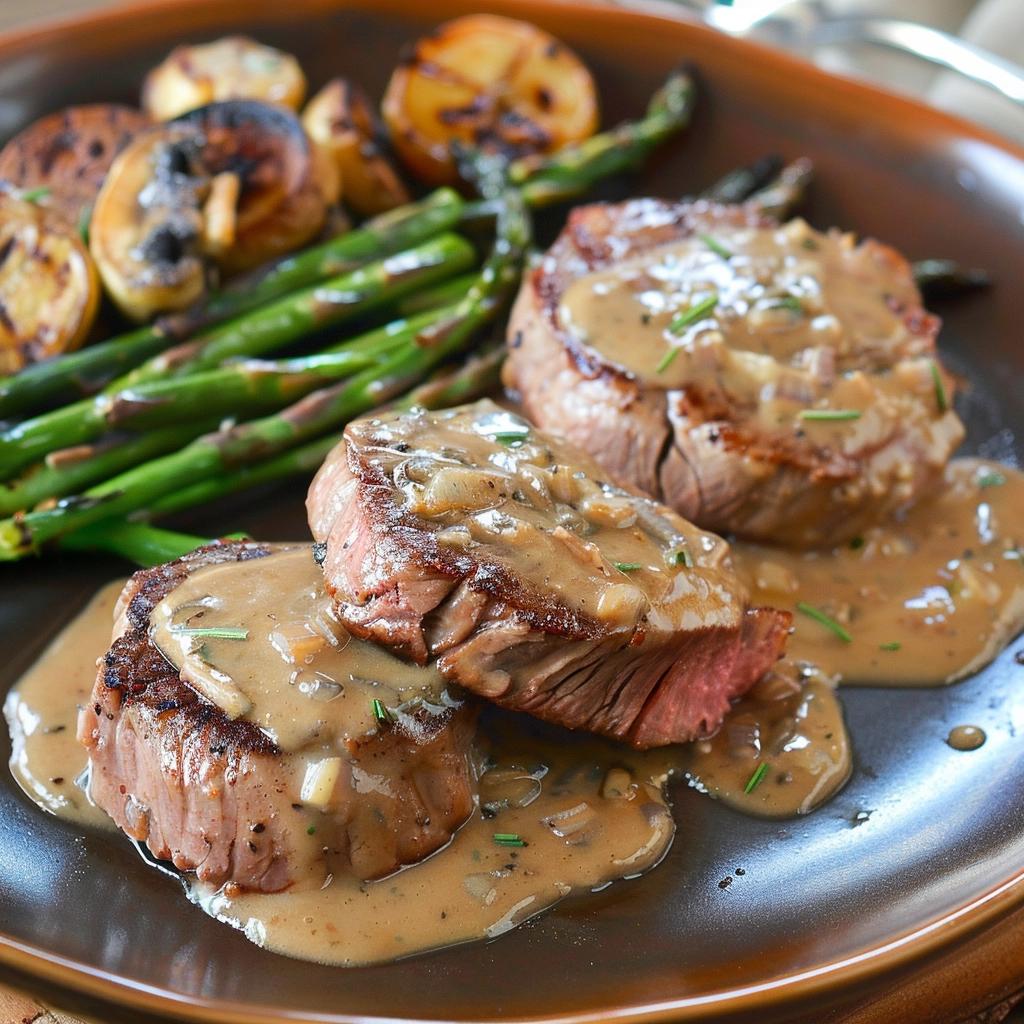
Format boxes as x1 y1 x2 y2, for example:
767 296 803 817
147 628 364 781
0 2 1022 1021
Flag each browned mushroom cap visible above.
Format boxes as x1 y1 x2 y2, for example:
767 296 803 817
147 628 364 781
90 99 332 321
0 104 150 229
172 99 331 271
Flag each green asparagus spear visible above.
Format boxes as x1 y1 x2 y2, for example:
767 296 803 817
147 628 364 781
163 188 464 337
0 330 418 472
59 523 249 566
748 158 814 220
392 343 505 411
0 422 217 517
113 232 476 389
391 272 477 317
700 155 783 204
0 193 528 558
0 189 463 418
0 235 475 477
507 67 696 207
140 344 507 522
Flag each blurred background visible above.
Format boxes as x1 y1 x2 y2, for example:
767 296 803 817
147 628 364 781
0 0 1021 142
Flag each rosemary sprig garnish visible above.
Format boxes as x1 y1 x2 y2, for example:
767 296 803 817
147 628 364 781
796 601 852 644
668 294 718 335
655 346 680 374
978 471 1006 489
798 409 862 422
371 698 393 724
493 832 526 847
169 625 249 640
744 762 769 794
699 234 732 260
20 185 52 204
77 202 93 244
490 431 529 446
769 296 803 314
670 547 694 568
930 361 949 413
614 561 642 572
879 641 902 651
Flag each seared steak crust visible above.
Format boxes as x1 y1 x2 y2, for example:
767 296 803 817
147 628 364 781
308 405 790 749
78 541 478 892
505 197 964 547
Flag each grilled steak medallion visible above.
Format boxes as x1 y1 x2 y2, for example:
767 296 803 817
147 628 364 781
308 400 790 749
504 198 965 547
78 541 477 892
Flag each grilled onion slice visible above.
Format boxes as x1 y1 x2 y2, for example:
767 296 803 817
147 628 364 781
382 14 598 187
90 100 330 321
0 191 100 373
0 104 150 230
303 78 411 217
142 36 307 121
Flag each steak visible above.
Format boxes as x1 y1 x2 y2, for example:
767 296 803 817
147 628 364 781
77 540 478 893
504 197 965 547
307 400 790 749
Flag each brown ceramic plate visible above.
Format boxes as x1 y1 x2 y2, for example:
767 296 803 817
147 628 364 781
1 1 1023 1022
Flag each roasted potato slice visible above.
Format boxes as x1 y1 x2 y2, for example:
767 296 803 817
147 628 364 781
0 104 150 229
0 191 100 373
91 100 330 321
143 36 307 121
303 78 411 217
382 14 598 187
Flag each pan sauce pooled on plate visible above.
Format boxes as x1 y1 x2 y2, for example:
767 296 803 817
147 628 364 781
8 415 1022 962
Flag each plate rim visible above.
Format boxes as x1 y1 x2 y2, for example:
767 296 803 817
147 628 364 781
1 0 1023 1020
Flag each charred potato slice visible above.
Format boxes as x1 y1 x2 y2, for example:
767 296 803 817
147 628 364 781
0 104 150 229
382 14 598 186
0 191 100 373
91 100 330 321
143 36 307 121
303 79 411 217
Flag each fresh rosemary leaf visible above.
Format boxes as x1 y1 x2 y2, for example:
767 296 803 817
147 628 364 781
169 626 249 640
668 294 718 335
798 409 861 422
699 233 732 259
744 762 770 794
796 601 852 644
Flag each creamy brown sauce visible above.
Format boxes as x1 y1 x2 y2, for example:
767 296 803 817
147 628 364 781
5 455 1021 965
3 579 122 829
349 401 744 634
684 673 850 817
150 547 449 753
558 219 952 455
947 724 986 751
732 459 1024 686
191 723 673 965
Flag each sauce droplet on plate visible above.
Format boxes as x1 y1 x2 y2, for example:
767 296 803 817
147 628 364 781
946 725 986 751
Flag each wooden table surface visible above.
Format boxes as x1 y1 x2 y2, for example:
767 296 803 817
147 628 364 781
0 1 1021 1022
